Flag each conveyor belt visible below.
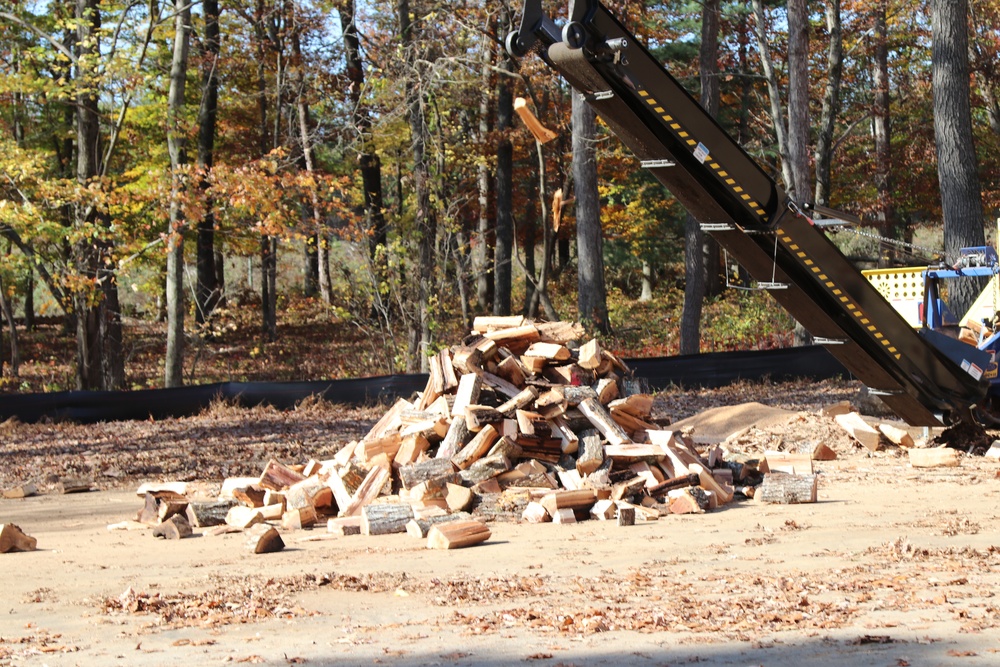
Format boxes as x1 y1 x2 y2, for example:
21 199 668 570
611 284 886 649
509 0 989 425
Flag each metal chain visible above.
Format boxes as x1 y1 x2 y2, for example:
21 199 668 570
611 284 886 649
837 225 944 261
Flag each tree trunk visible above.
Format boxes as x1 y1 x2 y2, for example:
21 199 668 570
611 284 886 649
680 0 720 354
750 0 794 193
74 0 124 391
254 0 277 341
572 88 608 333
164 0 191 388
931 0 987 316
0 272 18 377
786 0 810 202
474 26 494 311
494 3 515 317
195 0 221 326
814 0 843 210
872 1 896 268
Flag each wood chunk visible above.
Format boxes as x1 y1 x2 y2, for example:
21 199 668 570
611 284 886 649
246 524 285 554
459 454 511 485
798 441 838 461
611 476 647 502
452 424 500 470
535 320 585 345
496 387 538 417
285 476 328 512
985 441 1000 460
589 498 616 520
2 482 38 499
539 489 597 516
668 488 707 514
56 478 93 494
437 416 472 460
445 483 474 512
135 481 188 497
356 433 403 464
339 462 392 517
186 500 237 527
452 346 484 375
757 472 818 504
331 440 361 468
616 505 636 526
327 516 362 536
495 355 528 388
605 444 665 461
405 511 474 538
820 400 853 418
282 507 318 530
394 433 432 467
909 447 960 468
558 468 584 491
361 503 414 536
471 477 503 495
438 349 460 392
577 338 603 370
157 498 189 523
473 315 525 332
258 459 307 491
879 423 915 448
399 458 458 490
465 405 502 432
764 451 814 475
521 501 551 523
834 412 881 451
578 397 631 446
480 371 523 399
427 519 491 549
482 324 540 352
595 378 619 405
152 513 193 540
561 385 599 406
520 354 548 374
576 429 605 475
552 507 577 523
136 493 160 525
472 336 499 362
690 463 734 505
364 398 412 442
452 372 484 419
0 523 37 553
488 435 523 461
233 485 267 508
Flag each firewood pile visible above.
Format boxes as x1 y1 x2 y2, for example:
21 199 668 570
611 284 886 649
121 316 816 551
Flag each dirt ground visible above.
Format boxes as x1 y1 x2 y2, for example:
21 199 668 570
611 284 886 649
2 378 1000 667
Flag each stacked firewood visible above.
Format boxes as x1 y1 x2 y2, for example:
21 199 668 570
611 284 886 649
127 317 776 550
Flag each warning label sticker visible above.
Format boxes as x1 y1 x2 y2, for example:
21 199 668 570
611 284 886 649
961 359 984 381
693 142 709 163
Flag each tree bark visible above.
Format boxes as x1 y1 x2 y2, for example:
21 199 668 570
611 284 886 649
195 0 221 326
164 0 191 388
872 1 896 268
474 26 495 311
493 3 515 317
786 0 810 203
931 0 987 316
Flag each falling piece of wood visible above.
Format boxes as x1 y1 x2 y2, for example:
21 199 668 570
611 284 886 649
879 423 915 448
757 473 818 504
834 412 881 451
513 97 558 143
909 447 960 468
152 513 193 540
0 523 37 553
246 524 285 554
427 519 491 549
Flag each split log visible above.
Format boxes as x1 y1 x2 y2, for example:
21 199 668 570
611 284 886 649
616 505 636 526
539 489 597 516
473 315 525 332
479 371 523 399
552 508 577 524
136 493 160 525
577 338 603 370
496 386 540 417
835 412 881 451
578 397 631 446
488 436 522 461
427 519 492 549
589 498 616 520
445 483 474 512
437 416 472 461
282 507 318 530
0 523 37 553
364 398 411 441
157 498 189 523
482 324 540 353
246 524 285 554
451 372 483 418
909 447 960 468
797 441 838 461
879 423 915 448
551 416 579 454
356 433 403 464
458 454 511 485
56 478 93 494
225 505 264 529
233 485 267 508
595 378 619 405
757 472 818 504
135 481 188 497
668 488 708 514
220 476 262 500
495 355 528 388
647 473 700 498
258 459 306 491
405 511 474 538
561 385 599 406
361 503 415 536
764 451 814 475
575 430 606 478
438 349 460 392
557 469 583 491
604 444 665 461
690 463 734 505
521 501 551 523
611 476 647 502
465 405 502 432
399 458 458 490
258 503 285 521
451 346 483 375
327 516 362 536
452 424 500 470
186 500 237 527
152 513 193 540
394 434 432 467
2 482 38 499
339 463 392 517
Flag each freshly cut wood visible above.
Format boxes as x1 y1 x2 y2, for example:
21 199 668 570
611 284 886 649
437 416 472 461
438 349 460 392
331 440 360 468
135 481 188 497
557 468 583 491
451 372 483 420
616 505 636 526
604 444 665 460
647 473 700 498
157 498 188 523
521 501 551 523
427 519 491 549
465 405 502 432
451 346 483 375
576 429 604 475
225 506 264 529
834 412 881 451
257 503 284 521
452 424 500 470
326 473 353 515
233 485 267 508
246 524 285 554
611 476 646 502
361 503 415 536
797 441 838 461
578 397 631 446
136 493 160 525
577 338 603 370
282 507 318 530
445 483 474 512
551 416 579 454
152 513 193 540
496 387 539 418
668 488 707 514
458 454 511 485
473 315 525 331
764 451 814 475
909 447 960 468
356 433 403 464
589 498 616 520
879 423 915 448
285 476 330 511
690 463 734 505
258 459 306 491
536 320 585 344
524 341 571 361
757 473 818 504
561 385 599 406
985 442 1000 460
399 458 458 490
394 434 432 467
495 355 528 388
472 336 499 362
405 512 474 538
610 409 657 437
539 489 597 516
327 516 362 536
820 400 853 418
552 507 577 523
406 479 447 502
595 378 619 405
56 478 92 494
0 523 37 553
516 409 548 437
488 436 522 461
2 482 38 499
186 500 236 527
339 463 392 517
482 324 540 352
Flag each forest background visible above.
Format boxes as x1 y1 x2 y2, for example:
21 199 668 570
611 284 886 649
1 0 999 395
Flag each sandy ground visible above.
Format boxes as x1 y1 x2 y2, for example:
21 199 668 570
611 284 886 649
3 382 1000 666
